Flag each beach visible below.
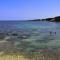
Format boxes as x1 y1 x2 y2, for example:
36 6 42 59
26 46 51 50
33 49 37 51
0 21 60 60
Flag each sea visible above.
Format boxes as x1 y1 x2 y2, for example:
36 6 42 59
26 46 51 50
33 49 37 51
0 21 60 38
0 21 60 60
0 21 60 32
0 21 60 51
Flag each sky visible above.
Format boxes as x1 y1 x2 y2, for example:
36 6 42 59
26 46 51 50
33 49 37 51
0 0 60 20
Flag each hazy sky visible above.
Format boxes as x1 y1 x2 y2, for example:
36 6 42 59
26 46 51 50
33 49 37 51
0 0 60 20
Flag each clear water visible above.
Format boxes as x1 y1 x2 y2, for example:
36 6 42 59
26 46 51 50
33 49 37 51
0 21 60 32
0 21 60 51
0 21 60 39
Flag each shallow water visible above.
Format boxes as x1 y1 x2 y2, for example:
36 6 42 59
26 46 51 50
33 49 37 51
0 21 60 36
0 21 60 52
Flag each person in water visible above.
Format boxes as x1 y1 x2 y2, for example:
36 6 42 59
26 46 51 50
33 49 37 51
55 32 56 35
49 31 56 35
50 31 52 35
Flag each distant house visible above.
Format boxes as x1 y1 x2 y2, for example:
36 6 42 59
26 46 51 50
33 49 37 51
50 18 55 22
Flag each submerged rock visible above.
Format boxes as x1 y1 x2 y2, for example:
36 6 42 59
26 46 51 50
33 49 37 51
0 33 6 39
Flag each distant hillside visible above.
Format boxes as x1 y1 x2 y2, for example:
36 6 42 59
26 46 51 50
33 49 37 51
45 16 60 22
30 16 60 22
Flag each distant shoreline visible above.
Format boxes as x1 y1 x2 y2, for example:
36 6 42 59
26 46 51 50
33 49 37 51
29 16 60 22
0 16 60 22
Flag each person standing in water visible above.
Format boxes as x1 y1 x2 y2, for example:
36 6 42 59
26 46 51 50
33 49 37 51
55 32 56 35
50 31 52 36
49 31 56 36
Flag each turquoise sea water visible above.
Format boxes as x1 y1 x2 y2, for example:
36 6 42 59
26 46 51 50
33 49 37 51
0 21 58 29
0 21 60 32
0 21 60 52
0 21 60 38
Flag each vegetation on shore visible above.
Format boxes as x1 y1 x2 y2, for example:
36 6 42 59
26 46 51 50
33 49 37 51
30 16 60 22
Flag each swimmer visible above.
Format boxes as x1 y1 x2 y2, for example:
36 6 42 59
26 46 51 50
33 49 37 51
49 31 52 36
55 32 56 35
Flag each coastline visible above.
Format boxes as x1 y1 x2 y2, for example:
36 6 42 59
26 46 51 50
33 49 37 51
0 21 60 60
